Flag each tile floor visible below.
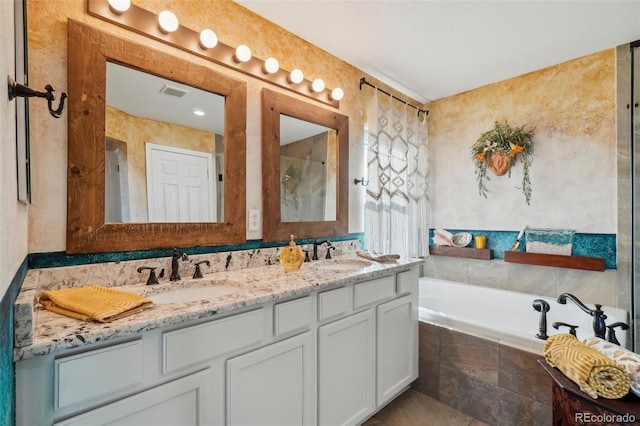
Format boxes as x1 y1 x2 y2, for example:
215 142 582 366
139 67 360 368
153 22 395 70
362 389 489 426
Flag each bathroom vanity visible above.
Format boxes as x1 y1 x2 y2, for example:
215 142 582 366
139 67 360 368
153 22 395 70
14 256 421 425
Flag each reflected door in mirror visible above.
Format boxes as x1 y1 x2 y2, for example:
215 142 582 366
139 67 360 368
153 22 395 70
105 62 225 223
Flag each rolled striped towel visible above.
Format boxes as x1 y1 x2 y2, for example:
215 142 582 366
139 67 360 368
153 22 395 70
39 285 153 323
544 333 630 399
584 336 640 397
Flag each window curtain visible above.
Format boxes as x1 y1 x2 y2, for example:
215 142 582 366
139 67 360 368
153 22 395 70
364 90 430 258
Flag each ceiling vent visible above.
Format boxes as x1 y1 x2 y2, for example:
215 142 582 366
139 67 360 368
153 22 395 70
159 84 188 98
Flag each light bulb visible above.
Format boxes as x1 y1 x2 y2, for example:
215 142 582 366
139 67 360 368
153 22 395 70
199 29 218 49
108 0 130 14
311 78 325 93
158 10 179 33
234 45 252 63
331 88 344 101
289 69 304 84
263 57 279 74
192 109 205 117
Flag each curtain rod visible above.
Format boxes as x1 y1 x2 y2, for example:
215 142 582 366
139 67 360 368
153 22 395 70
359 77 428 116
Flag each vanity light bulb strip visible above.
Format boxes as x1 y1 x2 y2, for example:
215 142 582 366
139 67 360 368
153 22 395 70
88 0 342 108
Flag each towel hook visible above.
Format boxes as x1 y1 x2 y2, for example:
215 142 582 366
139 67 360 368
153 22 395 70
7 75 67 119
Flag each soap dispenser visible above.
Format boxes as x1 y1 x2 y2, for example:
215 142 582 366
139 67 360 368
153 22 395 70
279 235 305 272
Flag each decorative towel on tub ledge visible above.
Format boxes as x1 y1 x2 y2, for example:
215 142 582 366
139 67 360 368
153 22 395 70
38 285 153 322
544 333 630 399
583 336 640 398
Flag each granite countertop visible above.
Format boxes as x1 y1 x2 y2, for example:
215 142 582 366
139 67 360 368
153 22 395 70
14 254 423 361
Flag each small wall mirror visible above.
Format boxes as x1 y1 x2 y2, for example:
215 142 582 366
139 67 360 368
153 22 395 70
105 62 225 223
262 89 348 242
67 20 246 254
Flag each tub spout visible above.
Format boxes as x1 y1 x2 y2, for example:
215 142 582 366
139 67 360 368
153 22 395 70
557 293 607 339
532 299 550 340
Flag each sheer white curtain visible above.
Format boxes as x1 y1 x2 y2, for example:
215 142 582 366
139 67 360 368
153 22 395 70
364 91 430 258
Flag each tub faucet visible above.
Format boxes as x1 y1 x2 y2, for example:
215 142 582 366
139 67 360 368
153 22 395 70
606 322 629 345
557 293 607 339
532 299 550 340
170 248 189 281
312 239 332 261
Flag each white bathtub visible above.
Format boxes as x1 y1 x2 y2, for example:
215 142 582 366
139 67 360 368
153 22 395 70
418 277 628 354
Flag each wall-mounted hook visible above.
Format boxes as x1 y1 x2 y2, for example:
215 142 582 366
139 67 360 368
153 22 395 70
8 76 67 119
354 177 369 186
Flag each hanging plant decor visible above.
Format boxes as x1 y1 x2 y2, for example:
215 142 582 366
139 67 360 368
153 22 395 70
471 120 535 204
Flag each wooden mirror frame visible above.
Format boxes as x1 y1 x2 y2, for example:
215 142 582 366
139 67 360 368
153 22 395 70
261 88 348 242
67 20 246 254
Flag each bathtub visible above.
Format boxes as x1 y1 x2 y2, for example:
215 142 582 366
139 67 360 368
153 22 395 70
418 277 628 354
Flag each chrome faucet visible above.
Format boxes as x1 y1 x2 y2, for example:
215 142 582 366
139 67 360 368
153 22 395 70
557 293 607 339
170 248 189 281
312 239 332 261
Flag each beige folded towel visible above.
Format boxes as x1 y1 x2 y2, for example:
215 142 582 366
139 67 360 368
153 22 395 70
39 285 153 322
544 333 630 399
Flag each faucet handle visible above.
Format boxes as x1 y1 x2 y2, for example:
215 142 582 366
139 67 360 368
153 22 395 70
137 266 159 285
326 246 336 259
606 322 629 345
552 322 579 337
193 260 211 279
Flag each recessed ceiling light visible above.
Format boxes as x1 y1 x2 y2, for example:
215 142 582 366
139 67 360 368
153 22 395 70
193 109 205 116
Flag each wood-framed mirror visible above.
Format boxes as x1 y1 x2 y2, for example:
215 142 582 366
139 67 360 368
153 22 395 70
261 88 348 242
67 20 246 253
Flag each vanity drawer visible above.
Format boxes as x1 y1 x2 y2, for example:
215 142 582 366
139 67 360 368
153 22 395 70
397 267 419 295
55 340 143 410
354 275 396 309
163 308 264 374
274 297 312 336
318 287 349 321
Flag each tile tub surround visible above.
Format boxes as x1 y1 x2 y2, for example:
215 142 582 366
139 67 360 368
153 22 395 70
413 322 552 426
14 250 422 361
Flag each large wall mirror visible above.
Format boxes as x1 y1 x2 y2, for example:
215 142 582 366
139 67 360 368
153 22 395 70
67 20 246 253
262 89 348 242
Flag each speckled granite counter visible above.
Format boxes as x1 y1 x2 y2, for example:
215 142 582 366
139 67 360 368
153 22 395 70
14 252 423 361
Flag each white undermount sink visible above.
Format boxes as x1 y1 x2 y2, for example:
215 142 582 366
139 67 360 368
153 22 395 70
312 258 372 271
147 282 243 304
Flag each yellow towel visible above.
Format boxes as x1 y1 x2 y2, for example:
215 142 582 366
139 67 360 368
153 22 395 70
544 333 630 399
39 285 153 323
584 336 640 397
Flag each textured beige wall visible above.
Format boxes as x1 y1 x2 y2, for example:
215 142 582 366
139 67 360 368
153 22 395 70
427 49 616 233
1 0 29 295
26 0 411 252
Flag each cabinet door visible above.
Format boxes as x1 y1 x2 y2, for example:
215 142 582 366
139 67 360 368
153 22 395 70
376 294 417 406
54 369 214 425
319 309 375 426
227 332 315 426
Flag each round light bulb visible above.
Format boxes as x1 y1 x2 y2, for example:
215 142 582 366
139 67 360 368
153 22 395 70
289 69 304 84
331 88 344 101
311 78 325 93
199 29 218 49
234 45 252 63
263 57 279 74
108 0 130 14
158 10 179 33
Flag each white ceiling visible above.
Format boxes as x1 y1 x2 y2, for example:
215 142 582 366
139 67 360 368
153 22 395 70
236 0 640 103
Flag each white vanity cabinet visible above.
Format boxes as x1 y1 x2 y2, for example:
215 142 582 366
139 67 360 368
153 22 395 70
227 331 316 426
54 369 214 426
15 266 419 426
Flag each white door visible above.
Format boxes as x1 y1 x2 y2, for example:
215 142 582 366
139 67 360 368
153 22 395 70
376 295 417 406
227 332 316 426
54 369 214 425
146 143 216 222
318 309 375 426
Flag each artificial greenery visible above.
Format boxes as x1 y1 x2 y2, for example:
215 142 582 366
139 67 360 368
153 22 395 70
471 120 535 205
